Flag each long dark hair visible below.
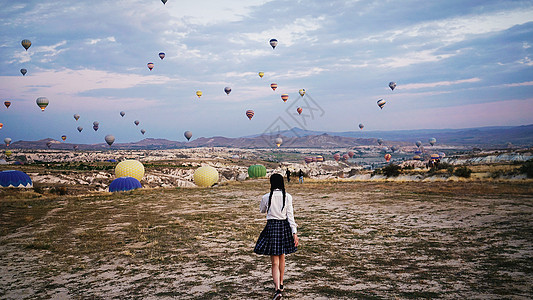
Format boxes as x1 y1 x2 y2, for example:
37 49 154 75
268 173 286 213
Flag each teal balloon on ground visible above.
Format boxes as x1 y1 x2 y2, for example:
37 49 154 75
248 164 267 178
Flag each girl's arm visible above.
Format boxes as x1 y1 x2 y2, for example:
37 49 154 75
259 194 268 213
286 194 298 234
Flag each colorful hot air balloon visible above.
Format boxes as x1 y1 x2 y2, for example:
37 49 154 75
384 153 392 162
4 138 12 147
0 123 3 129
0 170 32 188
77 126 83 132
269 38 278 49
377 138 383 145
299 89 306 97
429 137 437 146
194 166 219 187
389 82 396 91
342 154 349 160
21 39 31 51
377 98 386 109
161 0 168 4
248 165 267 178
391 146 399 153
115 160 145 181
196 91 202 98
333 153 341 161
281 94 289 102
304 157 313 164
120 111 125 117
105 135 115 146
141 129 146 135
134 120 139 126
246 110 254 120
147 62 154 70
413 155 421 161
4 101 11 108
348 151 355 158
5 150 12 158
430 153 440 160
61 135 66 141
275 137 283 147
20 69 27 76
359 123 364 130
73 114 80 121
36 97 49 111
316 156 324 162
184 131 192 141
297 107 303 115
415 141 422 148
258 72 264 78
159 52 165 59
109 176 142 192
270 83 278 91
224 87 231 95
93 125 99 131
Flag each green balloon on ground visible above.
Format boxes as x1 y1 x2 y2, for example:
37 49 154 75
248 164 267 178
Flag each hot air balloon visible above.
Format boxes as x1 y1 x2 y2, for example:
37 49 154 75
429 137 437 146
134 120 139 126
105 135 115 146
348 151 354 158
258 72 264 78
77 126 83 132
120 111 125 117
415 141 422 148
61 135 66 141
36 97 49 111
147 62 154 70
5 150 12 158
299 89 306 97
316 156 324 162
304 157 313 164
4 101 11 108
93 121 99 126
377 138 383 145
184 131 192 141
115 160 145 181
73 114 80 121
224 87 231 95
159 52 165 59
46 141 52 149
109 176 142 192
438 152 446 158
0 123 3 129
275 137 283 147
342 154 349 161
430 153 440 160
389 82 396 91
194 166 219 187
141 129 146 135
196 91 202 98
359 123 364 130
333 153 341 161
270 83 278 91
21 39 31 51
391 146 399 153
377 98 386 109
281 94 289 102
248 165 267 178
269 39 278 49
161 0 168 4
0 170 32 188
384 153 392 162
20 69 27 76
413 155 421 161
4 138 12 147
297 107 303 115
93 125 99 131
246 110 254 120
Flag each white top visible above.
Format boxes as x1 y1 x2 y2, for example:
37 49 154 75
260 190 298 234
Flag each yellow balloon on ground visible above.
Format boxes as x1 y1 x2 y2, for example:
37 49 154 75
194 166 219 187
115 160 145 181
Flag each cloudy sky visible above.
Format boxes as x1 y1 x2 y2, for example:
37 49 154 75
1 0 532 144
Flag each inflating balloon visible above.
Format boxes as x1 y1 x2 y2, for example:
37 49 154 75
184 131 192 141
21 39 31 51
304 157 313 164
115 160 145 181
194 166 219 187
109 176 142 192
248 165 266 178
0 170 32 188
246 110 254 120
316 156 324 162
36 97 49 111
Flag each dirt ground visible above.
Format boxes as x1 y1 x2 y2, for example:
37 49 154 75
1 180 532 299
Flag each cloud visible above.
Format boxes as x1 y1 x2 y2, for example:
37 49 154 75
400 78 482 90
86 36 116 45
376 49 457 68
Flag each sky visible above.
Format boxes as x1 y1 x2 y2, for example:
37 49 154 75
0 0 532 144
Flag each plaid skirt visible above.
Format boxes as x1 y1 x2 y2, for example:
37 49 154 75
254 219 297 256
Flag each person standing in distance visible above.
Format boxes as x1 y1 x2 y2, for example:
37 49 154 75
298 169 304 184
285 168 291 183
254 174 299 299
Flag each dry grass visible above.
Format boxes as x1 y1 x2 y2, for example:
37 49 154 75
1 180 532 299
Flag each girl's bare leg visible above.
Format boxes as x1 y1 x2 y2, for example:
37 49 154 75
271 255 281 290
279 254 285 288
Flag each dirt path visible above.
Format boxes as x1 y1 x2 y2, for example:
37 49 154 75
1 181 532 299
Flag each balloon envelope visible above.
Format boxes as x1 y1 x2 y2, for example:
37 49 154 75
77 126 83 132
141 129 146 135
134 120 140 126
415 141 422 148
333 153 341 161
184 131 192 141
4 101 11 108
377 138 383 145
4 138 12 146
297 107 303 115
161 0 167 4
20 69 27 76
147 62 154 70
93 121 99 126
429 138 437 146
359 123 364 130
299 89 306 97
159 52 165 59
269 38 278 49
0 170 32 188
275 137 283 147
270 83 277 91
105 135 115 146
384 153 392 162
224 87 231 95
61 135 66 141
248 165 267 178
194 166 219 187
258 72 264 78
377 98 386 109
196 91 202 98
74 114 80 121
246 110 254 120
0 123 3 129
21 39 31 50
120 111 125 117
115 160 145 181
36 97 49 111
389 82 396 90
281 94 289 102
109 176 142 192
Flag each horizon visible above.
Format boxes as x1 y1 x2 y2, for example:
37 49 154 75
1 1 532 144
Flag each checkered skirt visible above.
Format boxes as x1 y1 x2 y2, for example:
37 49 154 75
254 219 297 256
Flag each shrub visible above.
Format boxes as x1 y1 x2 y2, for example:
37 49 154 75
453 166 472 178
519 160 533 178
382 164 402 177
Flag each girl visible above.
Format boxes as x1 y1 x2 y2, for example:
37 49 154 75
254 174 299 299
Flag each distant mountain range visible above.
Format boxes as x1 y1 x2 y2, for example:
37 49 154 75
5 124 533 150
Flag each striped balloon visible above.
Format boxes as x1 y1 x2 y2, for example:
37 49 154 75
297 107 302 115
147 62 154 70
4 101 11 108
270 83 277 91
304 157 313 164
315 156 324 162
36 97 49 111
377 98 386 109
21 39 31 51
281 94 289 102
246 110 254 120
